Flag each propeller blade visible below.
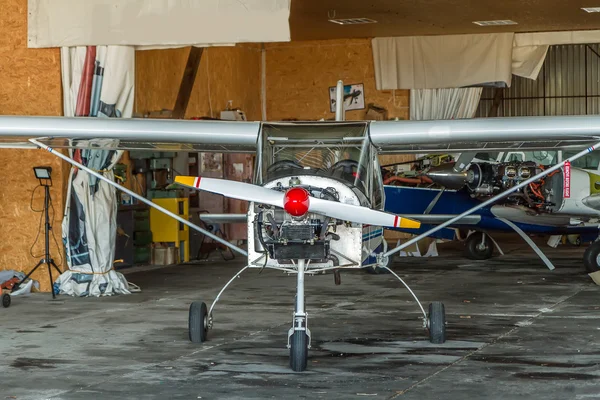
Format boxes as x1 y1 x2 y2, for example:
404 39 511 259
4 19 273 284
175 176 284 208
174 176 421 229
309 198 421 229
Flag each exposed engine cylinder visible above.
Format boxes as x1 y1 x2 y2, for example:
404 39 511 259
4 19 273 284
465 161 545 207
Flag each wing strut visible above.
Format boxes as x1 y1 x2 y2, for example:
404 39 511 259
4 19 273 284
497 218 555 270
383 141 600 261
29 138 248 257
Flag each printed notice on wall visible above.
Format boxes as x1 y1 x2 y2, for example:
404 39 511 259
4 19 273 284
564 161 571 198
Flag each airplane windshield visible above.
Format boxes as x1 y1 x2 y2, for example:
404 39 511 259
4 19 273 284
257 122 372 193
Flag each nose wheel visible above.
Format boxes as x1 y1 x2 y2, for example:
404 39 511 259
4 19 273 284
289 329 309 372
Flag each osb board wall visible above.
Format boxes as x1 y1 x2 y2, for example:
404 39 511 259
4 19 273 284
264 39 409 121
0 0 65 291
135 44 262 120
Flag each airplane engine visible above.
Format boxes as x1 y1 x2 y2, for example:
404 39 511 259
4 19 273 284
465 161 545 207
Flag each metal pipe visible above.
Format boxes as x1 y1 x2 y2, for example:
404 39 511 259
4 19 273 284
29 139 248 257
335 80 344 122
208 265 250 328
296 259 305 316
384 142 600 258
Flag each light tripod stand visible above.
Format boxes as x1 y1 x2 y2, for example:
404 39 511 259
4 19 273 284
13 167 62 299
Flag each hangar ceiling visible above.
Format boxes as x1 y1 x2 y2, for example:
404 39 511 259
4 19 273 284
290 0 600 40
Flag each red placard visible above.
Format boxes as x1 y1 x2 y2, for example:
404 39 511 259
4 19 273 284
563 161 571 198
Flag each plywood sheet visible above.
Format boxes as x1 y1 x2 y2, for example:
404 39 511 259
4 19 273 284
265 38 410 121
135 44 262 121
0 0 64 292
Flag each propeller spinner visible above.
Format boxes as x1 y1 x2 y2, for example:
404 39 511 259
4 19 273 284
174 176 421 229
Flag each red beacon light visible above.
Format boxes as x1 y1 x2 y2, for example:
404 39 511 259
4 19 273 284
283 187 310 217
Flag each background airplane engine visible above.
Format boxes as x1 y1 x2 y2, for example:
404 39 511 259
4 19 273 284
465 161 543 205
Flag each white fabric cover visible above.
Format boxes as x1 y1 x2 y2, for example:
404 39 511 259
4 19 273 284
58 141 129 297
410 88 483 121
28 0 291 48
511 45 549 80
373 30 600 89
57 46 133 297
514 29 600 47
372 33 515 90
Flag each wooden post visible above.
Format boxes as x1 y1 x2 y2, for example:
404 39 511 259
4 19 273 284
172 47 204 119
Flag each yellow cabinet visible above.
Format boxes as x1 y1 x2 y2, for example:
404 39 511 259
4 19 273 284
150 198 190 263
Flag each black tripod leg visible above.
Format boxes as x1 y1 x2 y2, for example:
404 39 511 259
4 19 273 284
13 260 44 292
46 260 56 299
50 260 62 275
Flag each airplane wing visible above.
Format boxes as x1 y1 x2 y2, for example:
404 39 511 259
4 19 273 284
370 115 600 153
2 114 600 154
0 116 260 152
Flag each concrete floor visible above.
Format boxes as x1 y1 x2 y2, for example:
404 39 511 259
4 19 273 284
2 239 600 400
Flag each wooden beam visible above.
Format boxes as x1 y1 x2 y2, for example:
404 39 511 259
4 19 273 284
172 47 204 119
487 87 504 118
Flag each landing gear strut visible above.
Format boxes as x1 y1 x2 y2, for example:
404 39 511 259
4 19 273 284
287 259 311 372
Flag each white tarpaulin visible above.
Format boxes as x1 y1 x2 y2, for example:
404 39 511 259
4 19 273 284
56 46 133 297
373 30 600 90
372 33 515 90
28 0 291 48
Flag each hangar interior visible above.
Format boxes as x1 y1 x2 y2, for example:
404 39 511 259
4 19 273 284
2 1 600 398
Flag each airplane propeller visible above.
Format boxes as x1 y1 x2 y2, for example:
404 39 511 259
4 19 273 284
174 176 421 229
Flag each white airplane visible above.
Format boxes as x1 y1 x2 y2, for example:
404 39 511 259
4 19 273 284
1 113 600 372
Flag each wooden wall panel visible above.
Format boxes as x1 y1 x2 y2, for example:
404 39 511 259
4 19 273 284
264 39 410 121
135 44 262 120
0 0 65 292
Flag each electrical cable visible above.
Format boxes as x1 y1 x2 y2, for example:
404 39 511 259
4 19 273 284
29 186 45 258
28 185 63 266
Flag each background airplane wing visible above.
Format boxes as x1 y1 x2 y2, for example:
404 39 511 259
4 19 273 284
0 116 260 152
370 115 600 153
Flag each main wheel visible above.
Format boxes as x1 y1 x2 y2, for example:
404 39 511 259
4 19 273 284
289 331 309 372
428 302 446 344
189 301 208 343
2 293 10 308
583 241 600 273
464 232 493 260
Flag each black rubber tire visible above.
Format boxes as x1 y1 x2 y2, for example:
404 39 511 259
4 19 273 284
583 241 600 273
189 301 208 343
428 302 446 344
464 233 493 260
2 293 10 308
289 331 309 372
